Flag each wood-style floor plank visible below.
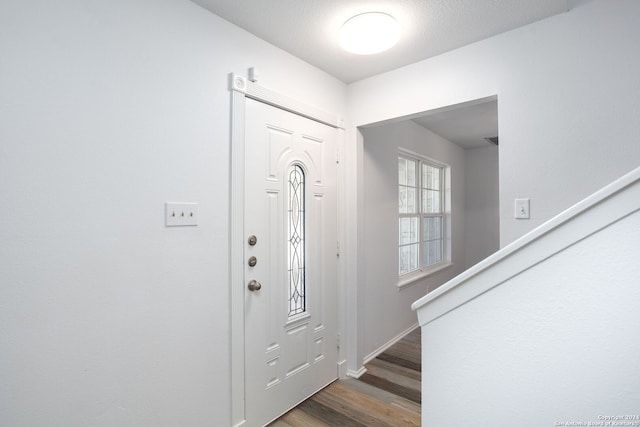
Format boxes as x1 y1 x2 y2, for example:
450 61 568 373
270 328 421 426
297 398 368 427
367 357 421 381
365 360 421 390
276 409 333 427
313 381 419 427
359 372 421 405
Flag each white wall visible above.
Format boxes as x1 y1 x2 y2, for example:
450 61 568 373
464 145 499 268
419 207 640 425
0 1 345 425
3 0 639 423
359 120 465 364
347 0 640 247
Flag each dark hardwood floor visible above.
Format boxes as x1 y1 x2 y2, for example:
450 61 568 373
270 328 421 426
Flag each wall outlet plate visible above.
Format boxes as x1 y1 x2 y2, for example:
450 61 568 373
165 202 198 226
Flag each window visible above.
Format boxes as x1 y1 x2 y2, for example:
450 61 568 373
287 164 306 317
398 153 448 277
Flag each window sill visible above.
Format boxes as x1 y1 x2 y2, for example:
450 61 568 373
397 262 453 289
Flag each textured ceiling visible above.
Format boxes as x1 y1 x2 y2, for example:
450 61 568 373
191 0 569 83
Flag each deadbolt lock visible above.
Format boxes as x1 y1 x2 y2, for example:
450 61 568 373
248 235 257 246
248 256 257 267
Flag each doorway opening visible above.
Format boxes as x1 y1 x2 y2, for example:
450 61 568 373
350 96 500 374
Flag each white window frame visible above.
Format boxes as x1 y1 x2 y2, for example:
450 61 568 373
397 148 452 288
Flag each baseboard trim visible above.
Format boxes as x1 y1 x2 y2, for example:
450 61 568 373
346 367 367 379
337 359 349 379
362 323 420 366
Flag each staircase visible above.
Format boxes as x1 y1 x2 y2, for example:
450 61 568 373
412 166 640 425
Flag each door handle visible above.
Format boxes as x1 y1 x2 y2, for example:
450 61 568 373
248 280 262 292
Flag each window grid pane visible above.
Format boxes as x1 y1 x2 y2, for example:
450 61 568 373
422 215 443 267
423 239 443 266
399 217 420 245
398 158 407 185
422 189 441 213
422 164 440 190
399 243 419 275
423 216 442 241
406 159 416 186
399 157 418 214
399 185 418 214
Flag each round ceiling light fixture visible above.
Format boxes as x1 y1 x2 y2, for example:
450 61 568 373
339 12 400 55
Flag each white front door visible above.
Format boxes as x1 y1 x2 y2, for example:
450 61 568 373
244 98 338 426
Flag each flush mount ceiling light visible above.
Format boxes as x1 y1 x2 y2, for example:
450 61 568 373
339 12 400 55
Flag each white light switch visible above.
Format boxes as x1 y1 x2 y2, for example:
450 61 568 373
515 198 530 219
165 202 198 226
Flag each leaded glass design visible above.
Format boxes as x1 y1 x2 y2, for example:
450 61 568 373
288 165 306 317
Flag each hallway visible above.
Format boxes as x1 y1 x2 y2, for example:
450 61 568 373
270 328 421 426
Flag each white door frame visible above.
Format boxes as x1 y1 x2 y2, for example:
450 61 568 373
229 73 346 427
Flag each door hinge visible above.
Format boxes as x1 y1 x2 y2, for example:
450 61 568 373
337 333 341 350
336 149 340 164
336 241 340 258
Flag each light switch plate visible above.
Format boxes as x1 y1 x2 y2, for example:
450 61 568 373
515 198 530 219
165 202 198 226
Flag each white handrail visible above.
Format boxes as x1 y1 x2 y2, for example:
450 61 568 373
412 165 640 325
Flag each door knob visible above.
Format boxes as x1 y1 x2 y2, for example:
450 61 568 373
248 280 262 291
